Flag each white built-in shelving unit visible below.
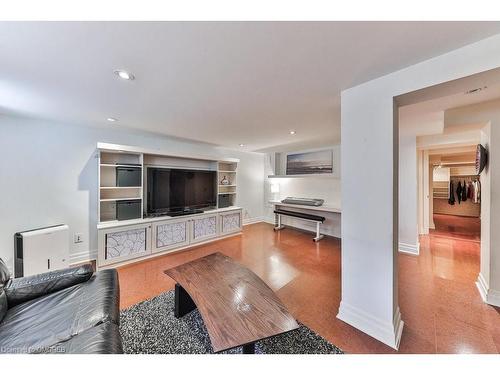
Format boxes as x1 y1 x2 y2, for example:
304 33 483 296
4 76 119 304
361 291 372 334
96 143 243 270
217 161 238 207
98 150 143 223
97 143 241 224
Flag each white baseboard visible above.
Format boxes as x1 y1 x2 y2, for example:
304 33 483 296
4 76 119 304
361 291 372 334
70 249 97 265
476 272 489 301
242 216 265 226
398 241 420 255
476 273 500 307
337 301 404 350
263 216 275 225
488 289 500 307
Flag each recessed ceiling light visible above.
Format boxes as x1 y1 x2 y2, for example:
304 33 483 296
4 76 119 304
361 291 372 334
289 130 296 135
114 70 135 80
107 117 117 122
239 143 245 147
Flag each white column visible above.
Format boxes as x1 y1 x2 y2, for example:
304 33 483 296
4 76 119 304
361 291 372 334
337 92 403 349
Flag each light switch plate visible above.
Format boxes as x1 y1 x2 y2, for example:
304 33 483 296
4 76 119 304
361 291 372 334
74 233 83 244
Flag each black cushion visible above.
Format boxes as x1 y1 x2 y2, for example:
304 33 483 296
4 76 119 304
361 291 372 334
0 259 10 285
274 209 326 223
4 264 94 307
0 290 6 324
0 259 10 323
0 269 120 353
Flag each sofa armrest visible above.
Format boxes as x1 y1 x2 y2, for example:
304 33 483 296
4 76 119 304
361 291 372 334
4 264 94 307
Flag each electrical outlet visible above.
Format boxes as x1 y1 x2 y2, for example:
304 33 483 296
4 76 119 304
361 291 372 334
74 233 84 244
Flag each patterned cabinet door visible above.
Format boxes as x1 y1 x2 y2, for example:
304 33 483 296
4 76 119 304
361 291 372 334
98 223 151 267
152 218 190 253
220 210 242 234
190 214 219 243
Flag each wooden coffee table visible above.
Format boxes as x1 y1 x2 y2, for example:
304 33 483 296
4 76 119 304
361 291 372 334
164 252 299 353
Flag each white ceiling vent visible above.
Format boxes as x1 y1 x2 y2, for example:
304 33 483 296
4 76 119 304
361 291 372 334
465 86 487 95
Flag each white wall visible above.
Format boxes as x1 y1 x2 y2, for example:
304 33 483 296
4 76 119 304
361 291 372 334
444 99 500 306
339 33 500 349
398 135 419 254
480 124 491 294
0 115 266 271
263 145 341 237
433 167 450 181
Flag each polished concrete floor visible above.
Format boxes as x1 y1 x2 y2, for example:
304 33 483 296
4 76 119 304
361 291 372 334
431 213 481 242
117 218 500 353
400 214 499 353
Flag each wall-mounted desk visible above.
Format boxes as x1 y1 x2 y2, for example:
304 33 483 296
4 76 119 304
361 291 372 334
268 200 341 240
268 200 341 214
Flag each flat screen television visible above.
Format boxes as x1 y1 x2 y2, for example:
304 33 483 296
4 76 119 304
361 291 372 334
146 167 217 216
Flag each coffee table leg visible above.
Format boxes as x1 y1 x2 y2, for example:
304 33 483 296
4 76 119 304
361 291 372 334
242 343 255 354
174 283 197 318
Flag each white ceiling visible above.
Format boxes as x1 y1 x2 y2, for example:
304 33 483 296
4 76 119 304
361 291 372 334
399 66 500 140
2 22 500 151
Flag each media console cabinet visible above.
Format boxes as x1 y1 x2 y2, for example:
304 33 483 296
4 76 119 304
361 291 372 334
97 206 242 269
96 142 241 269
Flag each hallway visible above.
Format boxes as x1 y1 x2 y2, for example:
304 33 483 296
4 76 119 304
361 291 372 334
399 214 499 353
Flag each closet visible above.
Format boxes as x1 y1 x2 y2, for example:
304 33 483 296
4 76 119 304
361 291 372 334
433 172 480 217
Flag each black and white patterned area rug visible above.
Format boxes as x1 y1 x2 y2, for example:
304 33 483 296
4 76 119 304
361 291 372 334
120 290 343 354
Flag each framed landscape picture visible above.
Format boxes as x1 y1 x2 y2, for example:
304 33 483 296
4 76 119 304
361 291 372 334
286 149 333 175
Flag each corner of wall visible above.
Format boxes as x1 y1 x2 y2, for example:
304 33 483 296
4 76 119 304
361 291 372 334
476 273 500 308
337 301 404 350
242 217 265 226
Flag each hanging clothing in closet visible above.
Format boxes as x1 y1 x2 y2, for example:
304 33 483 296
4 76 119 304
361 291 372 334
448 180 455 205
440 176 481 217
456 181 462 204
447 176 480 206
473 179 481 203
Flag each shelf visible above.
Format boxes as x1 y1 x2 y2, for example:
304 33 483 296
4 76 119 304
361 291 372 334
218 192 236 195
218 170 237 173
98 142 239 164
100 164 142 168
218 184 236 187
97 206 242 229
100 151 142 166
100 186 143 200
268 173 337 179
100 198 142 202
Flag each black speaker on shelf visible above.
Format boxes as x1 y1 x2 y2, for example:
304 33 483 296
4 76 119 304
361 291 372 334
218 194 231 208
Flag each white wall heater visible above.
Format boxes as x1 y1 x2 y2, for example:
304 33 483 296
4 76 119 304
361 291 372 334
14 224 70 277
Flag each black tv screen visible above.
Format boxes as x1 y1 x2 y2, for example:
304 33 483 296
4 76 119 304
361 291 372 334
147 168 217 214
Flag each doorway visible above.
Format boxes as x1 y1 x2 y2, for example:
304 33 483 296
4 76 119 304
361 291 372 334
430 148 481 242
396 68 500 353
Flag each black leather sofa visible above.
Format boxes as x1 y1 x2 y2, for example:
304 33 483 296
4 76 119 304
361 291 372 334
0 258 123 354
